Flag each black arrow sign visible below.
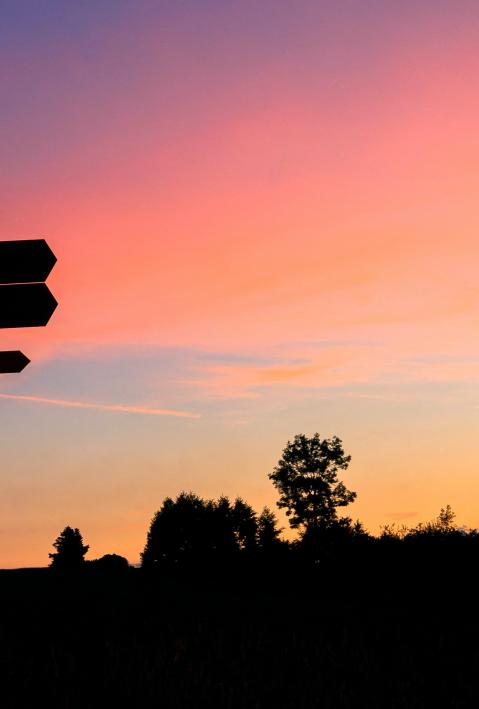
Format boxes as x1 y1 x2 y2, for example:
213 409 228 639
0 239 57 284
0 239 57 373
0 351 30 373
0 283 58 328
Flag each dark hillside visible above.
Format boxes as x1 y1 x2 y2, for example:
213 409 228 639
1 559 478 709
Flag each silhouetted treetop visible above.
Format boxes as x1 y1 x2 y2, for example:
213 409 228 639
269 433 356 531
49 526 89 569
142 492 236 567
231 498 257 551
257 507 283 549
141 492 286 567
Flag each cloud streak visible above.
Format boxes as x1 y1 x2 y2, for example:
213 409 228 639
0 394 200 418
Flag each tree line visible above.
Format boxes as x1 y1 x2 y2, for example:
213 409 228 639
49 433 478 573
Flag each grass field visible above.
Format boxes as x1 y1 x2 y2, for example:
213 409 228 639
1 562 478 708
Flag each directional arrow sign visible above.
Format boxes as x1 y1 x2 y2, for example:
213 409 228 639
0 239 57 284
0 283 57 328
0 351 30 373
0 238 57 372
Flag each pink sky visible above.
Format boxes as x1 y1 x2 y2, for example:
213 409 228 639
1 1 479 566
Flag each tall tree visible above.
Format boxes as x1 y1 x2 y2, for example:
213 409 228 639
49 526 89 569
269 433 356 532
141 492 209 566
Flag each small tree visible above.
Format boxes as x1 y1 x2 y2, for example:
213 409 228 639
49 526 89 569
437 505 456 532
269 433 356 533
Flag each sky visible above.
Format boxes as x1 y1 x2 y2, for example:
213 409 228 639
1 0 479 567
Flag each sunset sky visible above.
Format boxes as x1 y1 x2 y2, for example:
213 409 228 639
1 0 479 567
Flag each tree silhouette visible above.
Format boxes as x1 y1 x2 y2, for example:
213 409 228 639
141 492 250 567
257 506 283 549
212 495 239 557
49 526 89 569
437 505 456 532
141 492 279 568
269 433 356 533
141 492 208 566
231 498 258 551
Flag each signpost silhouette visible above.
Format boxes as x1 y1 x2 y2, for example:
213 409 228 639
0 239 56 284
0 351 30 373
0 239 57 373
0 283 58 328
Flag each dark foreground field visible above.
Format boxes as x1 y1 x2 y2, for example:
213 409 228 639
1 561 478 709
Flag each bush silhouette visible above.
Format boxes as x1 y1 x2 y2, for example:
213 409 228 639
91 554 129 572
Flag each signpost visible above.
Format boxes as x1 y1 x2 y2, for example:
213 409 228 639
0 239 56 284
0 351 30 373
0 239 57 373
0 283 58 329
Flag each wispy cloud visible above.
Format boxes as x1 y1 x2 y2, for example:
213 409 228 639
181 346 376 399
0 394 199 418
